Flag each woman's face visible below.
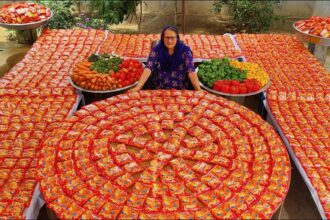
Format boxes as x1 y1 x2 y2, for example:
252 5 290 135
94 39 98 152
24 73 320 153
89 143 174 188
163 29 177 50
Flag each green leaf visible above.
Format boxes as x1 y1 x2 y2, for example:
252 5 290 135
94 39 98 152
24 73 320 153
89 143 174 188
90 0 141 25
212 0 275 33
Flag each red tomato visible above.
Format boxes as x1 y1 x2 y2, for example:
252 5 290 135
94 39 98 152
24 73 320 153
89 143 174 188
133 63 141 69
114 58 144 86
245 83 254 92
221 80 232 85
213 80 223 91
214 84 222 92
222 85 230 93
231 80 240 86
229 85 239 94
252 83 261 92
239 84 247 94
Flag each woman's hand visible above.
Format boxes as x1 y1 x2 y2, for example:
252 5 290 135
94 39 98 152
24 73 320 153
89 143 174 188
127 68 152 92
129 84 142 92
188 72 202 91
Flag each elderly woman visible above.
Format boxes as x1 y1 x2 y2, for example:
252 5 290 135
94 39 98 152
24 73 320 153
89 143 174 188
131 25 201 91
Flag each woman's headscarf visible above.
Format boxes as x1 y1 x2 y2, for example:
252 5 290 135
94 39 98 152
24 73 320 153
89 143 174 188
154 25 190 72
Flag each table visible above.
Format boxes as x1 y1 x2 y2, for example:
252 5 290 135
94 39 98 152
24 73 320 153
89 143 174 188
38 90 290 219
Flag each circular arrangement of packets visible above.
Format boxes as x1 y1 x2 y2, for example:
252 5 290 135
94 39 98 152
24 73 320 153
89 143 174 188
39 90 291 219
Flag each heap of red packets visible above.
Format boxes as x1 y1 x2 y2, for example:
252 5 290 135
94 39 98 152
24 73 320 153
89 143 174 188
0 2 51 24
235 34 330 218
0 88 77 218
0 29 104 218
0 29 105 90
295 16 330 38
234 34 330 93
266 90 329 219
38 90 291 219
100 34 241 59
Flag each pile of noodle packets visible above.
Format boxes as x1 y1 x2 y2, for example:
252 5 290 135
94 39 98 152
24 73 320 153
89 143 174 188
38 90 291 219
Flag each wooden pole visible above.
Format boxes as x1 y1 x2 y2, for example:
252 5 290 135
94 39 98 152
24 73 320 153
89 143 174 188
182 0 185 34
139 0 142 33
175 0 178 26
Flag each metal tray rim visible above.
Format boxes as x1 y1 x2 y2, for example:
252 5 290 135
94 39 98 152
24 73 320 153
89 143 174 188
200 79 271 97
196 60 271 97
293 21 330 44
69 76 138 94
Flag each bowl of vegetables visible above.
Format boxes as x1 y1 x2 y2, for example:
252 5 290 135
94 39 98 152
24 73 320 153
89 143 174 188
70 53 144 93
0 2 52 30
197 57 270 97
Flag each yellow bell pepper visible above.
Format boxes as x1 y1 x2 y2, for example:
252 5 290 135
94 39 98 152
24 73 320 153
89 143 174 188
229 60 269 87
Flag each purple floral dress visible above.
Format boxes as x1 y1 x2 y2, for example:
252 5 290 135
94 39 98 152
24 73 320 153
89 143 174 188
145 47 195 90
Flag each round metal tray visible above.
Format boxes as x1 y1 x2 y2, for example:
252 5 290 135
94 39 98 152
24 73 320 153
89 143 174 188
0 11 53 30
196 62 271 97
69 77 138 94
200 79 270 97
293 21 330 46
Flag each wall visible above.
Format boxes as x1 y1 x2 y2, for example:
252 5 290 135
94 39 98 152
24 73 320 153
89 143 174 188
140 0 228 17
312 0 330 16
141 0 323 18
273 0 315 18
1 0 326 19
0 1 14 6
141 1 217 15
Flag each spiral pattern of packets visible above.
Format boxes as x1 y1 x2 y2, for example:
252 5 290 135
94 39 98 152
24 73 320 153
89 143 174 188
38 90 291 219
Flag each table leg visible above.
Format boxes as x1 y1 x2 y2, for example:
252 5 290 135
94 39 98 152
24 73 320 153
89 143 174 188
308 43 315 54
313 45 328 65
75 90 85 108
80 94 86 106
308 43 328 66
15 29 38 44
